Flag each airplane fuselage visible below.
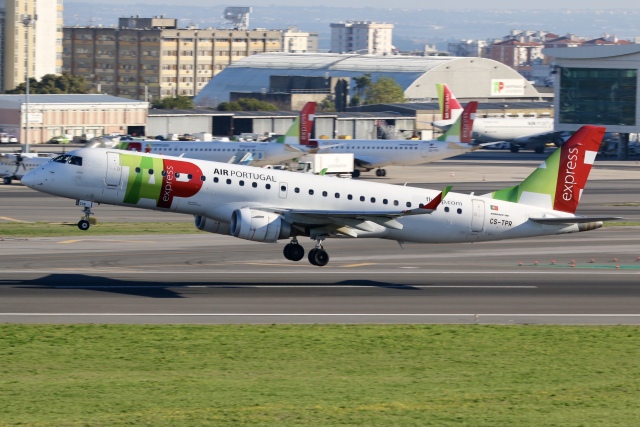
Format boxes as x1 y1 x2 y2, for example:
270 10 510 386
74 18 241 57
23 148 593 244
311 139 469 170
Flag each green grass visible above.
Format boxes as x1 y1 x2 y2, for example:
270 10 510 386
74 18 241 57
0 221 198 237
1 325 639 426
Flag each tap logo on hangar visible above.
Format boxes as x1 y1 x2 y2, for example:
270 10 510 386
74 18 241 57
120 153 203 208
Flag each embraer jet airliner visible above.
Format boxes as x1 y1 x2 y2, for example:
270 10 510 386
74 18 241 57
22 126 616 266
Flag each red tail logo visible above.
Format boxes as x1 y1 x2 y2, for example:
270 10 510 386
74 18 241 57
299 102 316 146
442 84 463 120
460 101 477 143
553 126 605 213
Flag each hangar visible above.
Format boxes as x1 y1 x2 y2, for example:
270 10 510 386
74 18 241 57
194 52 549 108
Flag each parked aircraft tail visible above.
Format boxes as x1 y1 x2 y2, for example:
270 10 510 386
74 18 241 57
436 83 463 121
487 125 606 214
437 101 477 144
277 102 316 146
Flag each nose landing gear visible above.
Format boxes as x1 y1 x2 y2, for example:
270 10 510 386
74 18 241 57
76 200 96 231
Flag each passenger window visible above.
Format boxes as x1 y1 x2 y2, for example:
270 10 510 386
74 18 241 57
360 196 365 202
406 202 412 208
371 197 376 203
135 167 141 173
226 179 231 184
444 207 450 213
348 194 353 200
335 193 340 198
187 174 193 180
394 200 399 206
281 185 287 192
239 180 245 186
322 191 328 197
294 187 300 193
309 189 314 195
266 184 271 189
383 199 388 205
213 177 219 183
200 175 206 181
252 182 257 188
175 172 180 178
148 169 154 175
457 208 462 214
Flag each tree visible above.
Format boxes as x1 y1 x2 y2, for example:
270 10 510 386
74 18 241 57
217 98 278 111
151 96 194 109
318 96 336 112
362 76 406 105
6 72 93 94
350 73 373 107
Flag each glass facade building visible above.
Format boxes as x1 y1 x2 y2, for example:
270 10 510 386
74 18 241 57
559 67 637 126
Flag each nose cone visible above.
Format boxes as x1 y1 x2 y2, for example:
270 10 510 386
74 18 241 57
20 168 39 189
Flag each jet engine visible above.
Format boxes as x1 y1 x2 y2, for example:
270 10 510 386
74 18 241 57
230 208 291 242
194 215 231 235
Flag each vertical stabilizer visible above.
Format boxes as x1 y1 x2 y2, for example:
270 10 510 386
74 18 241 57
488 125 605 213
436 83 463 121
278 102 316 145
437 101 477 144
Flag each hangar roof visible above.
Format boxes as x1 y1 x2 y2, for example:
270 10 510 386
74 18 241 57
195 52 544 107
0 94 147 108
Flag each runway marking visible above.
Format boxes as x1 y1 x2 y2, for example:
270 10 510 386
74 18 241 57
0 216 30 223
341 263 377 268
45 285 537 289
58 239 156 244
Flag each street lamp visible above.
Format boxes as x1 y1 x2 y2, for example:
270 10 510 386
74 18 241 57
21 14 36 153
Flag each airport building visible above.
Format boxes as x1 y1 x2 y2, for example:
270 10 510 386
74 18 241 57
0 94 148 144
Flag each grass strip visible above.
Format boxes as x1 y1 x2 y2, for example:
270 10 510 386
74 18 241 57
1 324 639 427
0 221 198 237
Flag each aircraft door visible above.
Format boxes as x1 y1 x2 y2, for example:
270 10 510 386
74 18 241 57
278 182 288 199
471 199 485 232
105 152 121 187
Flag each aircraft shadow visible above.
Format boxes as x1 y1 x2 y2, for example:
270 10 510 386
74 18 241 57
11 275 423 298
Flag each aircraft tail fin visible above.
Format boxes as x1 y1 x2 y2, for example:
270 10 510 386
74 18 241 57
487 125 606 214
436 83 463 121
277 102 316 145
436 101 477 144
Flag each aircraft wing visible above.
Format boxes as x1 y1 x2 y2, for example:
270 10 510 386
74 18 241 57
265 187 451 236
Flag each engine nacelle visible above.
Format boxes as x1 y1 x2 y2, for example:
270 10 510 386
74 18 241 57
194 215 231 235
230 208 291 242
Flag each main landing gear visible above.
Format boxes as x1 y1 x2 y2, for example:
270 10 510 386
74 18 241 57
283 237 330 267
375 168 387 177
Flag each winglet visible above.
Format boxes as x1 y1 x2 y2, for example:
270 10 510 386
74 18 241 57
403 186 452 215
319 167 328 176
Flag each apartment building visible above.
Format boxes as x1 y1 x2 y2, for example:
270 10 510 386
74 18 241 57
63 17 283 101
1 0 63 92
330 21 394 55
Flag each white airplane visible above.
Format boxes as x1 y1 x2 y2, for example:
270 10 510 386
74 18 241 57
115 102 316 167
302 101 478 178
22 125 617 267
0 152 56 185
434 83 563 153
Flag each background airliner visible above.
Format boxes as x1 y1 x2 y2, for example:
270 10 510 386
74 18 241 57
434 83 563 153
302 101 478 177
115 102 316 167
0 152 55 185
22 125 616 267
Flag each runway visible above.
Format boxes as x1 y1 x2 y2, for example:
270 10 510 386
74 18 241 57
2 228 639 325
1 159 639 325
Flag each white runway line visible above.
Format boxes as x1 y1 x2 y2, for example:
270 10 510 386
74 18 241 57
1 313 640 317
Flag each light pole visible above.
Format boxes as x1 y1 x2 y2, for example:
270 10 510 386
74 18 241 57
21 14 36 153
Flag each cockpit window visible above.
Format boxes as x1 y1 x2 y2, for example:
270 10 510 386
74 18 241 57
52 154 82 166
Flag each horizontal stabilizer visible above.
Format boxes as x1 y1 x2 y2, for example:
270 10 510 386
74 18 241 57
530 216 623 224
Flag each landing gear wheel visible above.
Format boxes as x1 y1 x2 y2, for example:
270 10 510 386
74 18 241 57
3 177 11 185
78 219 90 231
283 243 305 261
351 169 360 178
534 145 545 154
308 248 329 267
509 144 520 153
376 169 383 177
381 168 387 177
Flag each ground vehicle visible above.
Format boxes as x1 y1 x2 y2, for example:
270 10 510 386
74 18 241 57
49 135 71 144
0 133 10 144
297 153 355 177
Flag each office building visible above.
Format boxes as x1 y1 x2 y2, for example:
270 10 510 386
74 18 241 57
330 21 393 55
